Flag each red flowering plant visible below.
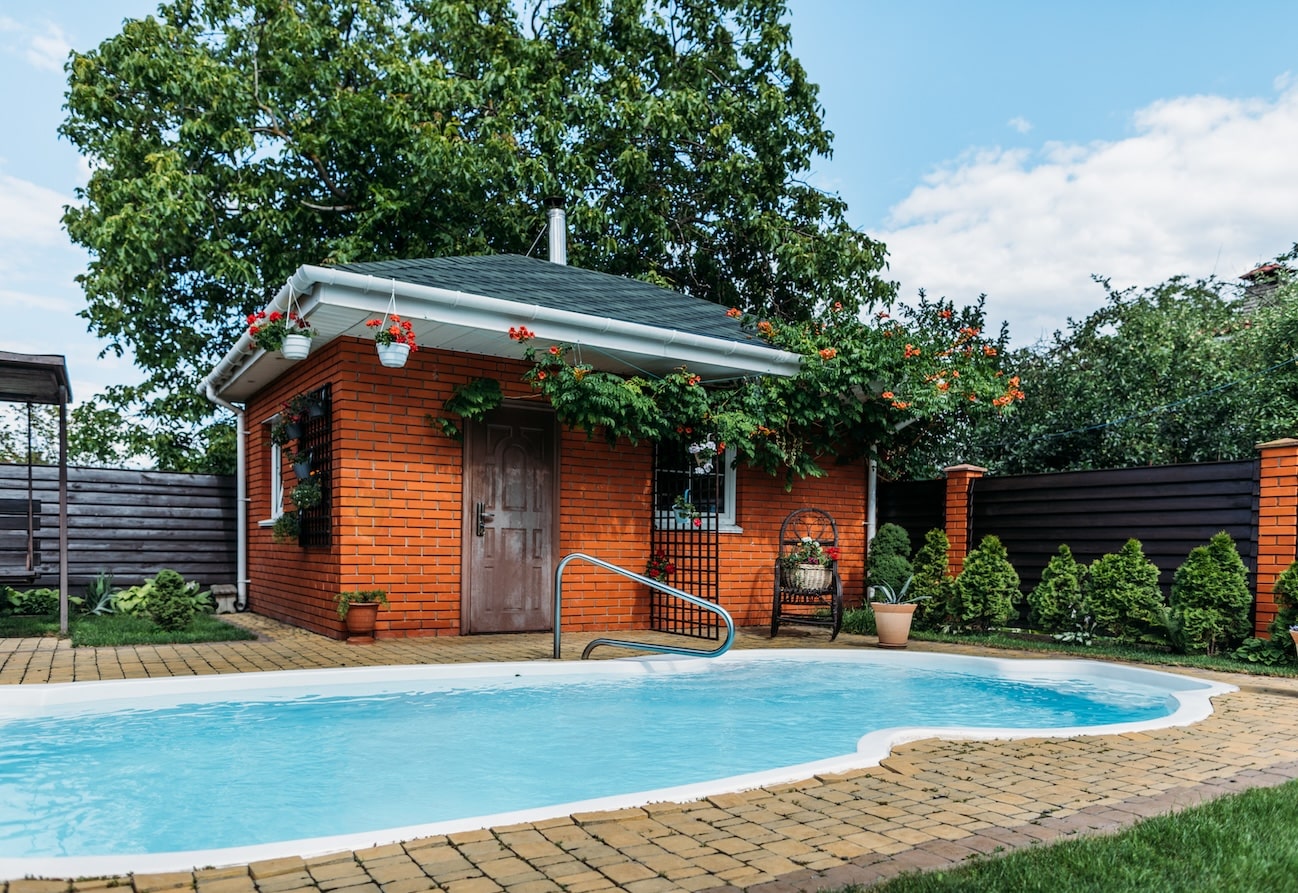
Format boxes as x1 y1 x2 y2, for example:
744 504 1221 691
645 549 676 581
782 537 841 570
247 310 314 351
366 313 418 349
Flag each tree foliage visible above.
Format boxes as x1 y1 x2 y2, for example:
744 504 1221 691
1168 532 1253 655
1085 539 1165 643
909 528 951 630
948 534 1019 632
61 0 893 471
867 523 912 592
1026 544 1087 633
946 247 1298 475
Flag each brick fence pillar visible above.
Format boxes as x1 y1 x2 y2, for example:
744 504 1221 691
943 464 987 578
1255 438 1298 637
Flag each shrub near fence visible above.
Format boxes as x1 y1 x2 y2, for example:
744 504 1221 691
0 464 236 589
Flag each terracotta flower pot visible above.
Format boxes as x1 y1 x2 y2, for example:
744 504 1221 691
872 602 918 648
1290 629 1298 650
344 602 381 644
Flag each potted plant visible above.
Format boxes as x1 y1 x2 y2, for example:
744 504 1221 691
673 493 701 527
687 437 723 474
366 313 418 367
285 447 313 479
870 576 929 648
271 510 299 544
645 549 676 581
247 309 316 359
782 537 840 591
290 475 322 509
336 589 389 643
1290 623 1298 651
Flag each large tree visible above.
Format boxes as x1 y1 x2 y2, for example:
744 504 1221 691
944 247 1298 475
60 0 892 471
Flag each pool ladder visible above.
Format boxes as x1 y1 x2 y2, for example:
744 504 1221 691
553 552 735 659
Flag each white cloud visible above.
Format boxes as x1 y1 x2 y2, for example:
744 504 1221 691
26 22 70 73
879 83 1298 345
1007 116 1033 134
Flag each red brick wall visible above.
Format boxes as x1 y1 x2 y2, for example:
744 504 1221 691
1254 438 1298 637
941 464 986 577
246 338 868 639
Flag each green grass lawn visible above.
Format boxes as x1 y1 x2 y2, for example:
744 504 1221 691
827 779 1298 892
0 612 256 645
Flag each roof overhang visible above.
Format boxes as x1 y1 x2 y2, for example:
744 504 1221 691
0 351 72 405
203 264 803 403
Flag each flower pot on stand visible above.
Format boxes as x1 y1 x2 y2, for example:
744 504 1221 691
872 601 918 648
792 563 832 591
377 342 411 368
292 451 313 480
343 602 380 644
1290 628 1298 651
280 334 312 360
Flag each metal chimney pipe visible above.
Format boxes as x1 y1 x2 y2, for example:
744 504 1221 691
545 198 567 266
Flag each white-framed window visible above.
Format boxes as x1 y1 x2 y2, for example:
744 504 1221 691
260 415 285 525
653 444 741 533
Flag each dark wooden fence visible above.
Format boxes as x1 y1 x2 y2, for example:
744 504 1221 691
879 459 1260 595
0 464 237 590
877 478 945 554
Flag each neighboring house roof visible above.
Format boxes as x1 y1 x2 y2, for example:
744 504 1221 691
1238 262 1289 316
203 253 802 403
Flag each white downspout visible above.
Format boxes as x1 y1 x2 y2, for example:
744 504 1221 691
205 383 248 610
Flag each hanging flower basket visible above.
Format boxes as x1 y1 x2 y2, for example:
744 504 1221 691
376 341 412 368
280 333 312 360
288 449 313 480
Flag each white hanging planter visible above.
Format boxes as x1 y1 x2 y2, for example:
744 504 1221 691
280 334 312 360
376 342 411 368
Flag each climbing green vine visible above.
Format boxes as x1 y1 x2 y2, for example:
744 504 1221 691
435 298 1025 483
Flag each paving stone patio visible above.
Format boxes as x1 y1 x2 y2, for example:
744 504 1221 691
2 612 1296 893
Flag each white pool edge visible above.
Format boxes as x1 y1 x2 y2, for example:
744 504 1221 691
0 649 1237 880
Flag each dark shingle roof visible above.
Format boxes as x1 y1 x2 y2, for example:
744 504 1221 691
335 254 756 344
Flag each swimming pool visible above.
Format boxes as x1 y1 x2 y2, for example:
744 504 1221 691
0 649 1234 878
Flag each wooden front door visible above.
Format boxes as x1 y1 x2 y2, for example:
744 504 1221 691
463 406 556 633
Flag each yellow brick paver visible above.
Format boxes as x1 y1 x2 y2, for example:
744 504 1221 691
2 614 1298 893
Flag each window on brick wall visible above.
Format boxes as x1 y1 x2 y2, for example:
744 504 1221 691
261 421 285 523
652 440 740 532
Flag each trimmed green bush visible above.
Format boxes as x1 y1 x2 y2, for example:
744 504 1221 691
910 528 951 630
1169 532 1253 655
146 569 196 632
948 534 1019 632
1268 560 1298 658
1027 544 1087 633
867 523 913 592
1086 539 1165 643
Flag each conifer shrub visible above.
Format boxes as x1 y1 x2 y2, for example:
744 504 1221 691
1169 532 1253 655
1266 560 1298 657
1027 544 1087 633
948 534 1019 631
868 523 913 593
1085 539 1165 643
910 528 952 630
146 568 196 632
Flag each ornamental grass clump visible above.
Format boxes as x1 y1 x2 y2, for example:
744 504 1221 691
1169 532 1253 655
1086 539 1166 644
948 534 1019 632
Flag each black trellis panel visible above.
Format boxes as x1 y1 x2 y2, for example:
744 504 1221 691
649 441 720 638
298 384 332 548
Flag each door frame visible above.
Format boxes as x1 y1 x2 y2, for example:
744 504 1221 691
459 400 561 634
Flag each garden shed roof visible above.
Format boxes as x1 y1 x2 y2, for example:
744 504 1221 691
0 351 72 405
204 254 801 403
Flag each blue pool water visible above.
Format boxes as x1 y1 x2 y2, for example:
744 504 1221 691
0 650 1232 871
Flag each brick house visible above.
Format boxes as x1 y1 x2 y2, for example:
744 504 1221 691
202 251 870 641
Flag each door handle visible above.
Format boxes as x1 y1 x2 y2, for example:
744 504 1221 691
475 502 495 536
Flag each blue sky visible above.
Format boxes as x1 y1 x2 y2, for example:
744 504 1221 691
2 0 1297 403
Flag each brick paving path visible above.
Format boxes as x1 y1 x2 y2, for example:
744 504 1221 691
3 614 1297 893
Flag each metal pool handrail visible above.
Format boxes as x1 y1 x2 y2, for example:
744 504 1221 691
553 552 735 659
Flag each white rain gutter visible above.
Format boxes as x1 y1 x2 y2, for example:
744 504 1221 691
199 283 299 612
